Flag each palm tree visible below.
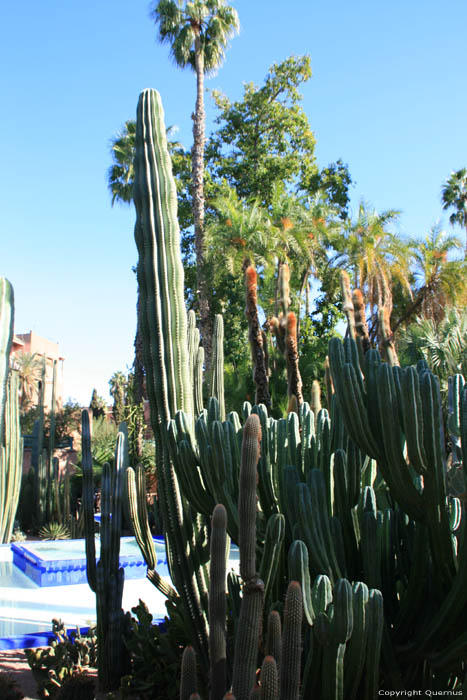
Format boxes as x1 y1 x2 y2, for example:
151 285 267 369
340 202 413 326
107 120 136 206
14 352 42 410
398 308 467 388
441 168 467 257
152 0 240 364
205 188 271 277
407 225 465 324
109 371 127 425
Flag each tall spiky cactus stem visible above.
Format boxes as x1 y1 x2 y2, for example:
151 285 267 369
133 87 193 435
0 278 22 544
239 414 261 583
0 371 23 543
81 410 96 592
352 289 371 353
259 656 279 700
0 278 14 442
265 611 282 670
211 316 226 422
180 646 198 700
280 581 303 700
244 265 271 411
209 504 227 700
133 88 209 670
82 410 128 691
232 414 264 700
340 270 356 340
285 313 303 408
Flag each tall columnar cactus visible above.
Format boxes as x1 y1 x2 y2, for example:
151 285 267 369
132 87 209 670
81 410 128 691
232 414 264 700
0 278 14 439
0 278 23 544
0 371 23 543
210 316 226 422
209 504 227 700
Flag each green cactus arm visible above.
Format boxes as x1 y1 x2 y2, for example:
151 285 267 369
238 414 261 583
259 513 285 604
343 582 369 700
0 371 23 543
134 88 192 425
363 590 384 700
210 315 225 422
180 646 198 700
0 278 14 443
265 611 282 669
209 504 227 700
288 540 314 626
81 410 96 592
259 655 279 700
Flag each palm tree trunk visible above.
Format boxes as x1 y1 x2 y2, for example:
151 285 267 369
193 39 212 367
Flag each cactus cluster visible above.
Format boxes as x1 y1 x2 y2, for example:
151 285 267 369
123 87 467 696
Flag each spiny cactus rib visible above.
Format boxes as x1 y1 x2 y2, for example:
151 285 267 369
0 278 14 443
209 504 227 700
280 581 303 700
134 88 192 426
211 315 226 422
0 371 23 543
81 410 96 592
232 414 264 700
239 414 261 583
180 646 198 700
265 611 281 670
260 655 279 700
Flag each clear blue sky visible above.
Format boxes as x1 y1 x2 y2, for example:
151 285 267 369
1 0 466 405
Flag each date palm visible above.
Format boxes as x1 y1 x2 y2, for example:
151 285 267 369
152 0 239 364
341 202 412 323
441 168 467 257
412 225 466 322
14 351 42 410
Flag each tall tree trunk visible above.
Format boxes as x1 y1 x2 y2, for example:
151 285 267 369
193 40 212 367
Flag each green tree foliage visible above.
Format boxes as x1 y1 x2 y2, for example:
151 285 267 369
335 202 412 334
208 55 351 214
89 389 106 420
398 307 467 390
441 167 467 256
109 371 127 425
20 400 81 445
395 225 466 328
107 119 136 206
14 351 42 411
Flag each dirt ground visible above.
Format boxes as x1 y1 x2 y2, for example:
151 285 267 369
0 648 40 699
0 650 106 699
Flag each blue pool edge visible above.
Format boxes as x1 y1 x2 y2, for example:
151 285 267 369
0 616 166 651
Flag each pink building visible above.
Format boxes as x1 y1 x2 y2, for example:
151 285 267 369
12 331 65 410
